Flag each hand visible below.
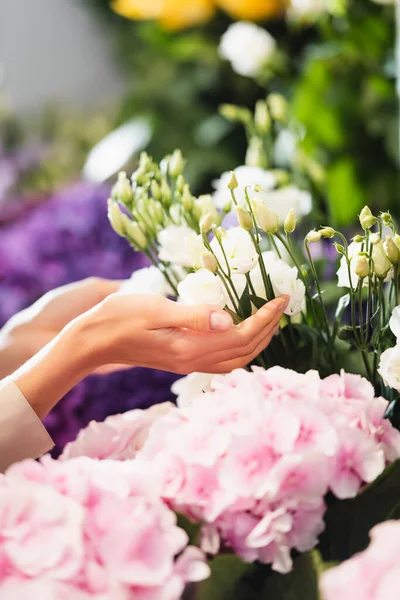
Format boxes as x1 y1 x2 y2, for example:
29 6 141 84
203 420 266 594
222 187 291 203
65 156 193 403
0 278 121 378
83 293 289 374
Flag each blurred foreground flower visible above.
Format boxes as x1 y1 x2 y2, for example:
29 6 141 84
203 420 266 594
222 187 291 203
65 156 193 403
112 0 284 30
219 22 277 77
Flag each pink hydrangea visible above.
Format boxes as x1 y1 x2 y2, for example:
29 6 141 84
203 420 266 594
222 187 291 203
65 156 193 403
137 367 400 574
0 457 209 599
61 403 173 461
321 520 400 600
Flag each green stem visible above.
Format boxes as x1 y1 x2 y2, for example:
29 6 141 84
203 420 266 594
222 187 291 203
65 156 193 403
304 240 331 341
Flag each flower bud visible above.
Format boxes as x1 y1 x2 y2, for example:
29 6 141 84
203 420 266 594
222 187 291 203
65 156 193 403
150 201 164 225
354 255 369 279
359 206 376 230
251 198 278 233
394 235 400 251
246 137 266 168
254 100 270 134
182 186 193 212
306 230 321 243
124 219 148 249
150 180 161 201
227 171 238 191
370 233 381 245
284 209 296 234
384 235 400 265
381 212 392 225
175 174 185 194
236 206 253 231
201 251 218 273
107 199 125 237
334 242 345 254
169 149 184 177
213 227 226 242
319 227 335 238
352 234 364 243
200 213 214 233
253 184 263 193
219 104 252 124
267 93 288 122
160 180 172 206
270 169 290 186
222 199 232 213
112 171 133 206
372 240 391 278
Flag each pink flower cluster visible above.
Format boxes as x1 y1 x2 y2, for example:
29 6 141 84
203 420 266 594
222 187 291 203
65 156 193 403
0 456 209 599
321 520 400 600
137 367 400 574
61 403 173 461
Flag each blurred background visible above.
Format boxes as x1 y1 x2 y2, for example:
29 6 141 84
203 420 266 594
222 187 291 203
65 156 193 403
0 0 398 451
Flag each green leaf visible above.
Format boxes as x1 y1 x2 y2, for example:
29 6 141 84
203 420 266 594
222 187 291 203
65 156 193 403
261 551 322 600
238 287 252 319
176 513 201 546
195 554 254 600
332 293 350 339
248 294 268 310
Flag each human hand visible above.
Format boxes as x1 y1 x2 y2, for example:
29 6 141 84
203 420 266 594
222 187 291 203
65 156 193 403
0 278 120 378
83 293 289 374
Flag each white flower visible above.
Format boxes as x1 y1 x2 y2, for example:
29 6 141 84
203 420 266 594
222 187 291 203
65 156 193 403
158 225 195 266
336 242 363 289
212 166 276 211
219 22 276 78
250 251 305 316
171 373 215 408
210 227 258 274
185 233 207 268
260 186 312 223
288 0 327 21
372 240 392 278
178 269 227 308
390 306 400 341
119 266 172 296
379 345 400 391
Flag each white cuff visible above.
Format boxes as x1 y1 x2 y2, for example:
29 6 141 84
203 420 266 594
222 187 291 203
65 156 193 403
0 377 54 472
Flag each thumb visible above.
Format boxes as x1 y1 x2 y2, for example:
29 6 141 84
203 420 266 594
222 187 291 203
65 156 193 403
161 302 234 333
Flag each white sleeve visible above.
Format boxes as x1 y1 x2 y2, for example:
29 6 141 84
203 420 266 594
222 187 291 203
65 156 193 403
0 377 54 472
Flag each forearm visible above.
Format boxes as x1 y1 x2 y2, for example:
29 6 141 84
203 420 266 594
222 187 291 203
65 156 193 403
12 317 100 420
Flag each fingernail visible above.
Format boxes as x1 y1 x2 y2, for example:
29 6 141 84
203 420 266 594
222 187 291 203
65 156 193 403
210 311 233 331
275 295 289 311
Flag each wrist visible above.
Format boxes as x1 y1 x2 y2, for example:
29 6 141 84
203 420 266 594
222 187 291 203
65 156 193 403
13 315 102 419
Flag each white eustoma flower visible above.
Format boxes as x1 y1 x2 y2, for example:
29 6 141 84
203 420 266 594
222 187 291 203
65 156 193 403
260 185 312 223
178 269 227 308
288 0 327 21
119 266 172 296
250 251 305 316
210 227 258 274
212 166 276 211
336 242 362 289
390 306 400 341
158 225 194 266
171 373 215 408
219 22 276 78
379 345 400 391
185 233 207 268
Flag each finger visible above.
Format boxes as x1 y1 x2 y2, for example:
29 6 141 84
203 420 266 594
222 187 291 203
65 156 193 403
153 298 234 333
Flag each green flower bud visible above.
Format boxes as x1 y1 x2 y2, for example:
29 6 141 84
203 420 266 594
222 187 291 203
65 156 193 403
253 184 263 193
284 209 296 234
334 242 344 254
200 213 215 233
381 212 392 225
267 93 288 122
160 180 172 207
112 171 133 206
107 199 125 237
384 235 400 265
352 234 364 243
219 104 252 124
251 198 278 233
359 206 376 230
236 206 253 231
245 137 266 168
201 251 218 273
182 186 193 212
169 149 184 178
213 226 226 242
125 220 148 249
227 171 238 190
150 180 161 201
354 255 369 278
306 230 321 243
319 227 335 239
150 201 164 225
254 100 270 134
222 199 232 214
270 169 290 186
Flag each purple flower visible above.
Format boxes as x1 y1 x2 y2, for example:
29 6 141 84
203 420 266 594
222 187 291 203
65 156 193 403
0 180 179 453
